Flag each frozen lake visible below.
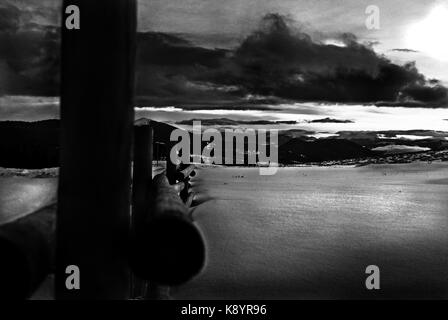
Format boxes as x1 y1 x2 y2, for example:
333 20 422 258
174 163 448 299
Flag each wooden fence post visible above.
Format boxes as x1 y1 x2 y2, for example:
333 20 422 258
166 142 179 185
132 121 153 235
56 0 137 299
130 121 153 298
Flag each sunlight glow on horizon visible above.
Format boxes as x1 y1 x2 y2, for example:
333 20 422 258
406 4 448 61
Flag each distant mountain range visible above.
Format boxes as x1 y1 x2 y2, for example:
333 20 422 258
0 120 60 169
0 119 179 169
279 138 373 163
1 119 447 169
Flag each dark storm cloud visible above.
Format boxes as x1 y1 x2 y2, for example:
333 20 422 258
1 5 446 108
401 84 448 102
136 13 447 107
137 32 228 67
0 3 60 96
0 4 20 33
135 32 246 104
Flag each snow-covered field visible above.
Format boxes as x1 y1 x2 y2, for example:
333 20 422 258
1 163 448 299
0 176 57 225
174 163 448 299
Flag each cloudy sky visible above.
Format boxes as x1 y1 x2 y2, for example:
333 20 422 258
138 0 448 84
0 0 447 107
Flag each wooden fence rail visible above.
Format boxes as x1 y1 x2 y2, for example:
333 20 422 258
130 123 206 299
